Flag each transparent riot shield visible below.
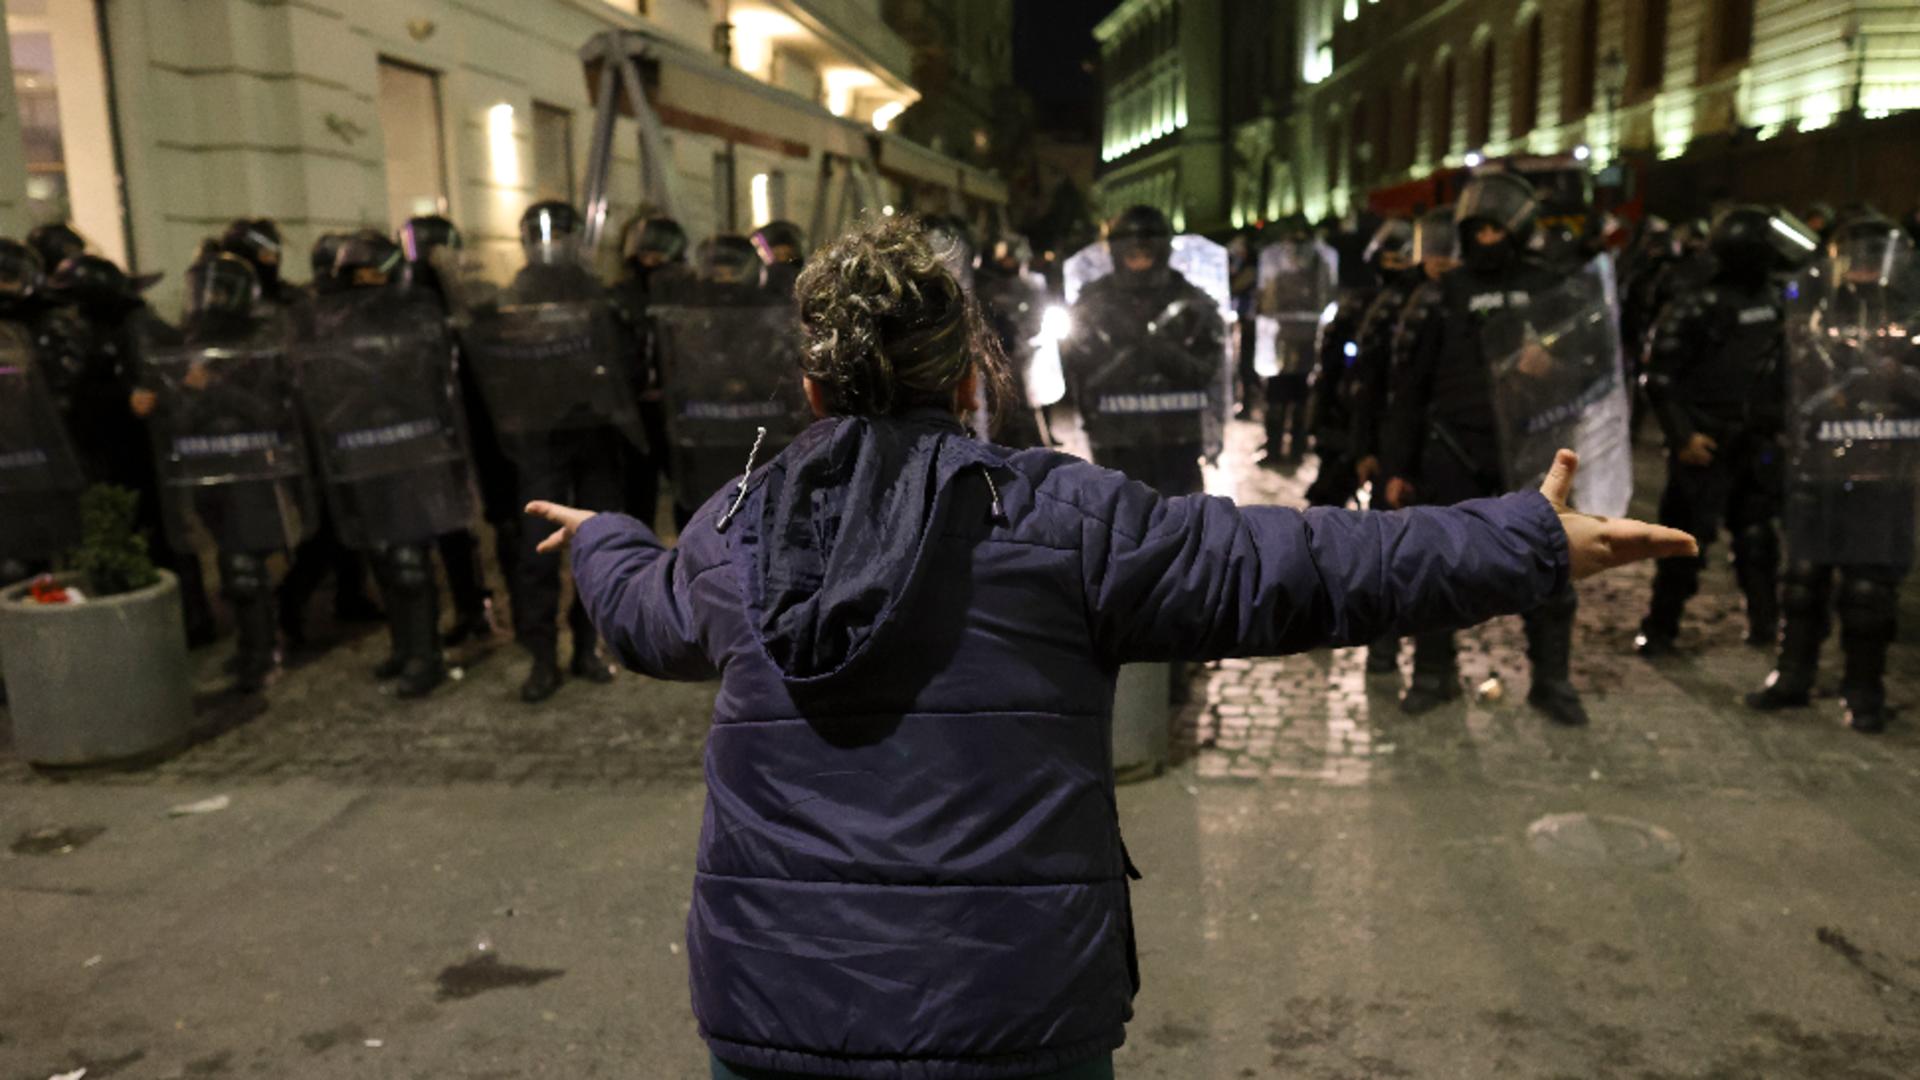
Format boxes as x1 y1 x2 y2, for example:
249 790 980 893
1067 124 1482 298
0 322 85 561
1077 335 1218 497
460 296 645 453
1782 266 1920 566
1257 241 1336 376
296 292 476 549
1481 255 1632 516
651 299 809 509
144 325 313 553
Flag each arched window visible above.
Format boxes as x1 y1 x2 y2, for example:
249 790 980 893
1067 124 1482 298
1564 0 1599 121
1706 0 1754 69
1401 68 1423 169
1326 106 1343 191
1631 0 1669 96
1511 11 1542 138
1349 97 1369 187
1468 36 1494 148
1434 53 1457 160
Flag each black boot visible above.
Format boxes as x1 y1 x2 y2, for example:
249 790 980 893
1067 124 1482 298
438 530 496 647
1637 558 1693 657
521 643 563 704
1400 631 1461 714
570 640 616 684
1731 522 1781 648
224 552 279 695
1837 571 1897 735
1748 563 1829 711
1525 592 1588 726
1365 633 1400 676
387 546 446 699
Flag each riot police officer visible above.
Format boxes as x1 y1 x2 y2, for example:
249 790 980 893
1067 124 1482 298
750 219 806 299
1060 205 1226 497
1306 217 1412 509
614 215 691 529
461 200 636 701
1748 213 1920 733
221 218 300 313
1257 216 1338 463
1382 173 1591 725
0 239 85 579
26 222 86 275
1635 206 1819 656
299 231 476 696
136 252 314 692
973 233 1051 448
309 234 350 297
650 234 805 528
391 215 497 647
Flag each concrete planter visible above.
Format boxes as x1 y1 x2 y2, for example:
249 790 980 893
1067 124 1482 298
1 571 195 767
1111 662 1170 783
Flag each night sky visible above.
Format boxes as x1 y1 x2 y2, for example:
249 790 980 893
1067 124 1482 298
1012 0 1117 137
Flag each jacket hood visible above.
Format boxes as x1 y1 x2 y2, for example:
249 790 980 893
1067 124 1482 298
741 409 1000 684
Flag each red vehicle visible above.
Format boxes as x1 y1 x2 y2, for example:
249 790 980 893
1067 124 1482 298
1367 153 1646 240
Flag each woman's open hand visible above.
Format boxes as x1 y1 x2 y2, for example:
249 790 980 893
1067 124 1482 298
1541 449 1697 580
526 501 596 555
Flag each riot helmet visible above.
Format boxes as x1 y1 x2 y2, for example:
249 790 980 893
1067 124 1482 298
1804 201 1836 237
46 255 149 314
751 220 806 268
0 238 46 302
26 222 86 271
1453 172 1538 250
1410 206 1458 273
332 230 405 289
1710 205 1820 278
184 252 260 323
1674 217 1711 254
1829 213 1912 288
400 215 463 263
310 233 349 287
1106 205 1175 286
1362 218 1414 273
520 200 584 264
989 234 1033 273
625 216 688 268
1276 214 1313 243
221 218 285 289
695 235 764 287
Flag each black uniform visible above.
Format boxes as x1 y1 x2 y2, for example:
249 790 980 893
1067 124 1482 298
1638 276 1788 650
1383 174 1587 725
1749 216 1919 733
974 257 1051 449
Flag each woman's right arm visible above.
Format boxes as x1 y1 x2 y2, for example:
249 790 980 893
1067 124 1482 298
568 513 718 681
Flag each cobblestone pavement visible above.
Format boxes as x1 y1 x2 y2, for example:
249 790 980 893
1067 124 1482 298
2 419 1914 796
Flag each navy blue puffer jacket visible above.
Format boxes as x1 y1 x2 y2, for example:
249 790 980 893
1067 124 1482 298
571 410 1568 1078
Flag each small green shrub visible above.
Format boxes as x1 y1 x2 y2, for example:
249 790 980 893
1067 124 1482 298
71 484 160 598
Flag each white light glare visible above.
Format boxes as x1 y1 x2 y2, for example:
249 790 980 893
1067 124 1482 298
1028 305 1072 407
750 173 772 228
1464 151 1485 167
1573 144 1591 161
871 101 908 132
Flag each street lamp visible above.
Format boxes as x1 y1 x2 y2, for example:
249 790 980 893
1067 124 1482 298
1598 46 1627 163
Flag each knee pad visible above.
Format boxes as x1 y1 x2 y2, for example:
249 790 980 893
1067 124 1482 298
386 544 434 594
220 552 270 600
1780 563 1827 617
1731 521 1779 566
1837 573 1898 643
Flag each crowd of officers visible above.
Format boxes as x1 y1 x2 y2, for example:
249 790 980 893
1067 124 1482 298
3 181 1913 736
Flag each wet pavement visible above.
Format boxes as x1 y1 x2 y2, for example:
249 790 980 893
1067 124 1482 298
2 420 1917 1078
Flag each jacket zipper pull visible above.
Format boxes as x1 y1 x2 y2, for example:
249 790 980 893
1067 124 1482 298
716 426 768 534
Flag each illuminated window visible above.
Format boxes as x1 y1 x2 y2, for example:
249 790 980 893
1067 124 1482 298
532 102 574 203
1435 54 1456 159
377 59 449 229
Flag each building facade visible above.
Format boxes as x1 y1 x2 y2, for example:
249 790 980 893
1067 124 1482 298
1091 0 1228 234
1278 0 1920 223
0 0 1006 314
